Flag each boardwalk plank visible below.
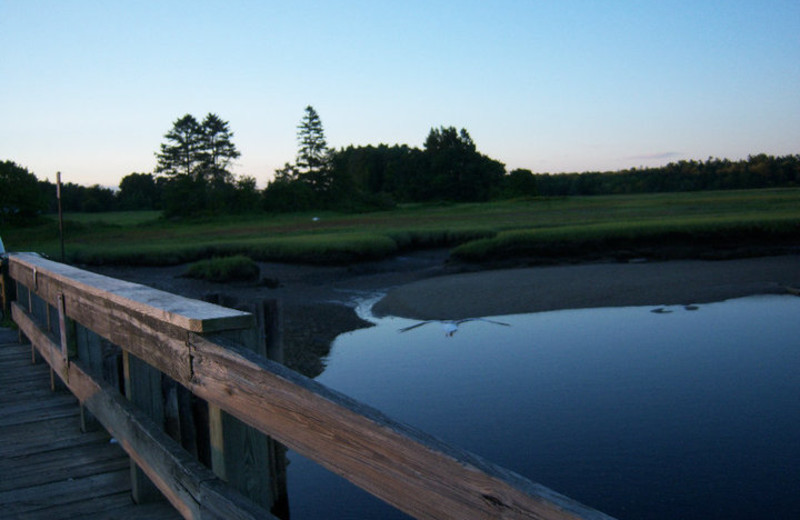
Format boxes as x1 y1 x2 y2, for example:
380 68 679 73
0 468 132 515
0 440 128 491
0 333 180 519
0 416 110 458
56 495 179 520
0 393 78 424
0 398 79 427
27 492 138 520
0 386 56 404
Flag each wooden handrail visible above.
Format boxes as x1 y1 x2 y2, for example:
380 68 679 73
8 253 616 520
11 303 272 520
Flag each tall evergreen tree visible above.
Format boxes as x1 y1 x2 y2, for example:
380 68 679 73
155 113 240 184
295 105 331 191
155 114 203 179
200 113 240 184
154 113 242 216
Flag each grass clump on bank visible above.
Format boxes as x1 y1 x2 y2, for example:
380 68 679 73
185 255 260 283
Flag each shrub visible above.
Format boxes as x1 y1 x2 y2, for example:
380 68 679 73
185 255 260 283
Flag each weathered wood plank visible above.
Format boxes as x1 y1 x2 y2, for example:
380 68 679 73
0 468 132 516
0 386 56 404
189 333 616 520
22 492 147 519
0 346 32 359
8 254 254 385
124 350 167 504
0 367 52 386
0 335 181 520
9 253 253 332
0 441 128 491
0 416 111 458
202 296 281 511
0 394 79 426
12 306 276 520
38 497 184 520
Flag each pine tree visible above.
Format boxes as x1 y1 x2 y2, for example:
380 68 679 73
200 113 240 185
155 114 203 179
295 105 331 191
155 113 240 184
155 113 242 216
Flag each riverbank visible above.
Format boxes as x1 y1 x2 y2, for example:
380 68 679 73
91 253 799 376
372 255 800 320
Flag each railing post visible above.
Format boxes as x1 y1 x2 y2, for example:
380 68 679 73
0 256 9 322
74 323 107 432
123 350 166 504
204 295 287 514
14 280 31 357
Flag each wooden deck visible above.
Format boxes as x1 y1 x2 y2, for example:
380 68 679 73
3 252 616 520
0 327 180 519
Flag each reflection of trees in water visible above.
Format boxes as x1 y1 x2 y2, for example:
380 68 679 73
283 302 373 378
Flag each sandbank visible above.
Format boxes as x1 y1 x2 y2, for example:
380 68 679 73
373 255 800 320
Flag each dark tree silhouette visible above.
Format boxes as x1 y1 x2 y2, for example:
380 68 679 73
0 160 46 223
295 105 331 192
155 114 204 179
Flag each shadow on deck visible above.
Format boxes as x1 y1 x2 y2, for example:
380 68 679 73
0 327 180 519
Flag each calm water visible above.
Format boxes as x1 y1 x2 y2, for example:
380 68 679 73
286 295 800 519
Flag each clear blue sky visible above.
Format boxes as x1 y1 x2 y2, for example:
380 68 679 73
2 0 798 188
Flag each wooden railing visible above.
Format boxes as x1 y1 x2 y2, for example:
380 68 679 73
7 252 616 520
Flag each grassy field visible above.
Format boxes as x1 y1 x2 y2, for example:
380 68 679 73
2 188 799 266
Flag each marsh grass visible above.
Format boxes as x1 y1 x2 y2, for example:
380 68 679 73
4 188 799 265
185 255 260 283
451 213 800 262
62 210 162 226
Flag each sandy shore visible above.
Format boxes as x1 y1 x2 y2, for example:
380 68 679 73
372 255 800 320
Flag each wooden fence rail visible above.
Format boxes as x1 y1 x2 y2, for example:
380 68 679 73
7 252 615 520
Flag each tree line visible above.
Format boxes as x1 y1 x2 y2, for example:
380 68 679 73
2 106 799 224
533 154 800 196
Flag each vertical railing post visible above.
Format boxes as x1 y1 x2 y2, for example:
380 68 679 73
123 350 166 504
203 295 287 514
14 280 32 358
75 323 105 432
0 256 9 323
56 294 77 384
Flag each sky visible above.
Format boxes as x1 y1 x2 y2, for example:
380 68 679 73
1 0 798 188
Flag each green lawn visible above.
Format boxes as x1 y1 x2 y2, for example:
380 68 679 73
3 188 799 266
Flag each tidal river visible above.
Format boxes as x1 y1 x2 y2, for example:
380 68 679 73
286 295 800 519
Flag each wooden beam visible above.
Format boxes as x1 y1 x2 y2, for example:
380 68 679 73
189 333 616 520
12 303 275 520
8 254 253 385
9 253 254 333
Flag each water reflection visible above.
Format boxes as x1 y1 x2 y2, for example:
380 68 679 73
287 295 800 520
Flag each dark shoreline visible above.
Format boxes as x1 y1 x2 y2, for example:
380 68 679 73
90 252 799 377
373 255 800 320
